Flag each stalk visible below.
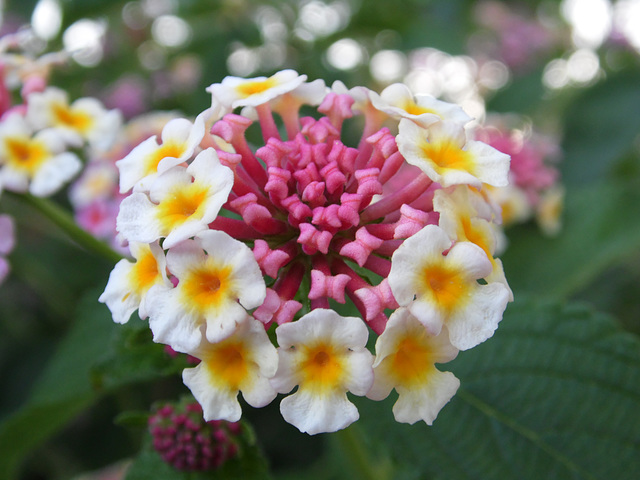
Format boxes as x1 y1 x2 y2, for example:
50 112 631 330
9 192 124 264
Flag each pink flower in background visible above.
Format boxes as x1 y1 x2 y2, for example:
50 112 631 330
0 213 15 285
476 120 564 235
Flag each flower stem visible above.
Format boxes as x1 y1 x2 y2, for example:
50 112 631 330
8 192 124 264
333 423 392 480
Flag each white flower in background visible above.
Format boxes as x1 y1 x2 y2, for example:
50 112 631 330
0 112 81 196
271 309 374 435
26 86 122 151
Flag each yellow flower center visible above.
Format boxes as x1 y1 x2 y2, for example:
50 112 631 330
460 216 491 259
129 247 160 295
52 102 93 133
204 341 251 391
156 183 208 234
301 343 345 392
388 335 435 387
181 264 233 313
5 137 48 174
422 140 473 174
404 102 438 117
420 262 469 313
144 142 186 177
235 78 278 98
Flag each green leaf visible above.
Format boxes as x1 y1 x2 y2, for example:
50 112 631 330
0 288 114 479
500 179 640 299
560 68 640 186
356 299 640 480
0 288 181 479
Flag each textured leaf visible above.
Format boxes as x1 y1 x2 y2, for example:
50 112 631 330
500 179 640 299
356 299 640 480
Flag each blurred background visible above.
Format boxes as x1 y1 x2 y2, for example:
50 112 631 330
1 0 639 479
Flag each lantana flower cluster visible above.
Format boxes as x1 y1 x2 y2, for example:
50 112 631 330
0 33 122 284
101 70 513 434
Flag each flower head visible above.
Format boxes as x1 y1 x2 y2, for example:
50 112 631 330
367 307 460 425
207 69 307 109
271 309 374 434
26 86 122 151
103 70 514 432
182 315 278 422
98 241 171 324
145 230 266 351
116 148 233 248
0 112 81 196
388 224 510 350
370 82 473 128
397 118 510 188
116 110 209 193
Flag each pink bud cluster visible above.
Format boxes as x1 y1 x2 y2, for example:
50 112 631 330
209 93 438 334
148 399 242 472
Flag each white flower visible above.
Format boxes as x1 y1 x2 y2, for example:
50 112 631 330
207 70 307 109
434 185 513 300
116 110 209 193
388 225 510 350
99 241 171 324
145 230 266 351
396 119 510 188
271 309 374 435
116 148 233 249
182 315 278 422
0 112 81 196
26 86 122 151
370 83 472 128
367 307 460 425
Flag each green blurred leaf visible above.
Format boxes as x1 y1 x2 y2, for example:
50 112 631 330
0 288 113 479
486 67 547 115
501 179 640 299
560 68 640 186
91 318 181 391
357 299 640 480
0 288 180 479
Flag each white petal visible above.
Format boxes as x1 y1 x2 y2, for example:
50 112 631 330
447 282 510 350
98 259 140 324
116 192 161 244
183 364 242 422
393 369 459 425
30 152 81 197
146 285 205 352
280 388 359 435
